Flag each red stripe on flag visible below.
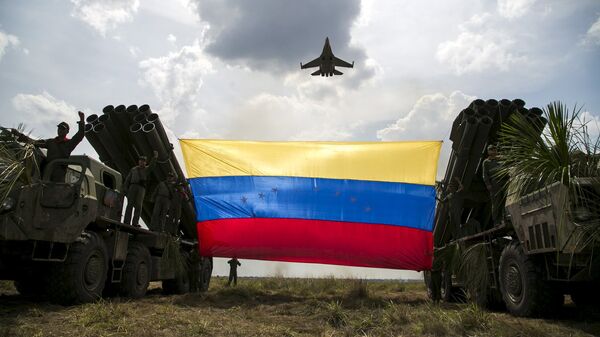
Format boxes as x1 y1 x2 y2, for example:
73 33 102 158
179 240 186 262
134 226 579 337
197 218 433 271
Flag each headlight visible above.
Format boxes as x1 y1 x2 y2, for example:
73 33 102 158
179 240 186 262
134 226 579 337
1 197 16 212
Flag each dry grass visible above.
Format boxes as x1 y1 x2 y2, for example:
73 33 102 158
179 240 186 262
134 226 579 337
0 277 598 337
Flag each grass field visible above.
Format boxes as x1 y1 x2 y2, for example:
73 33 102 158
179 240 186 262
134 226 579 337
0 277 598 337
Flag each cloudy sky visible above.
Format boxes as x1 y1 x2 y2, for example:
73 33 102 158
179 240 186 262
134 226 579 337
1 0 599 279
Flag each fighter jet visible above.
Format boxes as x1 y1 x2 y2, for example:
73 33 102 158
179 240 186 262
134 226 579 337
300 37 354 77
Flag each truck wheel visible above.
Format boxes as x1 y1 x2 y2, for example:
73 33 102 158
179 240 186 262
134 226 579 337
120 242 151 298
47 231 108 304
469 284 504 310
441 269 465 302
162 272 190 295
499 241 562 317
162 254 190 295
424 270 434 300
199 257 212 292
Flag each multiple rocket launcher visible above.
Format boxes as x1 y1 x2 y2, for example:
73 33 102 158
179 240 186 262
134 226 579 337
434 98 547 247
82 99 549 253
84 104 196 240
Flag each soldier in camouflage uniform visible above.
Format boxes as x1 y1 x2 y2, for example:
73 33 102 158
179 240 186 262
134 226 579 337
227 258 241 286
12 111 86 182
151 172 176 232
482 144 505 223
123 151 158 227
167 182 189 235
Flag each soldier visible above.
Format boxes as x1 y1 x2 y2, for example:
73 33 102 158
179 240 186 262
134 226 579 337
227 258 241 286
123 151 158 227
11 111 86 182
167 182 188 235
482 144 505 223
151 172 176 232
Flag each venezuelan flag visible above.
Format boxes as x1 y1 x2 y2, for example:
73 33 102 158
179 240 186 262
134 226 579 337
180 140 441 271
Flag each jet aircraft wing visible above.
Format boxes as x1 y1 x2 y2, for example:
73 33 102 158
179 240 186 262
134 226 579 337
333 56 354 68
301 57 320 69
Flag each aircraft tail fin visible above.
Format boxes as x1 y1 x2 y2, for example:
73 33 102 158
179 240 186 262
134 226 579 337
333 69 343 75
311 70 321 76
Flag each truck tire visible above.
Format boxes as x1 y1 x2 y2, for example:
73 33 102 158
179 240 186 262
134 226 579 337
199 257 212 292
47 231 108 304
120 242 151 298
499 241 563 317
162 253 191 295
469 284 504 310
424 270 434 300
441 269 465 302
162 272 190 295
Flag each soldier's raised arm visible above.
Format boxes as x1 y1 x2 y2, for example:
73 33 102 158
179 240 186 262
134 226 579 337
68 111 86 151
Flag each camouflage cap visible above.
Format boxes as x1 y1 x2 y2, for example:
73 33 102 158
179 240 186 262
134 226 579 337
138 155 147 161
487 144 497 151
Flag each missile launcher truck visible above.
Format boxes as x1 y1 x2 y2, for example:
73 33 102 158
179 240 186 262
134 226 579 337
0 105 212 304
425 99 600 317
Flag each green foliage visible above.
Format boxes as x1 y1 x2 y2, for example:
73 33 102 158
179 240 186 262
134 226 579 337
497 101 598 196
497 101 600 251
346 279 369 299
0 125 41 205
323 300 348 328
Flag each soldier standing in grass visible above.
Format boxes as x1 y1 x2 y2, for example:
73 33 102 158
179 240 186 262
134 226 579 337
11 111 86 182
227 258 241 286
151 172 176 232
123 150 158 227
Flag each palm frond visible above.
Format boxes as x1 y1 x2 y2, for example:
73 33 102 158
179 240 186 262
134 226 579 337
0 125 41 205
497 101 600 250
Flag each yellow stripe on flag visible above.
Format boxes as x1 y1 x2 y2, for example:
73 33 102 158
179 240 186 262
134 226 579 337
179 139 441 185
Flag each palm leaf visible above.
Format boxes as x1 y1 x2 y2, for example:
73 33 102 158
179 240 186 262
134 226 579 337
497 101 600 251
0 125 41 205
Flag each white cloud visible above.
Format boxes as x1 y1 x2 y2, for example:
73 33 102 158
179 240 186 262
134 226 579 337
70 0 140 36
437 13 526 75
0 31 20 62
12 92 88 137
497 0 536 19
582 15 600 46
138 40 213 125
224 92 354 141
377 91 477 179
128 46 140 57
377 91 475 141
167 34 177 43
